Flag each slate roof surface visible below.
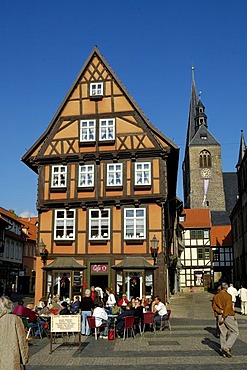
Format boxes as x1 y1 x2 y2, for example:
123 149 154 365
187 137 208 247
43 257 86 270
112 256 155 269
223 172 238 212
210 211 231 226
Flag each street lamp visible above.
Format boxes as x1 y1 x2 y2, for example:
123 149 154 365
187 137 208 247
37 239 48 265
150 235 159 265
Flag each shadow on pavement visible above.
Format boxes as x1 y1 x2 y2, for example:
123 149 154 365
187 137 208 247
201 337 222 356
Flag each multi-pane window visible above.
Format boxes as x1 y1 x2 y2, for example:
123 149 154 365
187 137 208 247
198 247 210 260
99 119 115 141
80 120 96 142
124 208 146 239
78 165 94 187
54 210 75 240
199 150 212 168
51 165 67 187
89 209 110 239
90 82 103 96
107 164 122 186
190 230 209 239
135 162 151 185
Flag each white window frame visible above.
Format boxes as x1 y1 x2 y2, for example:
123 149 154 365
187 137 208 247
54 210 75 240
124 208 146 239
90 82 104 96
107 163 122 186
80 120 96 142
99 119 115 141
78 165 94 187
51 165 67 188
135 162 151 185
89 209 110 240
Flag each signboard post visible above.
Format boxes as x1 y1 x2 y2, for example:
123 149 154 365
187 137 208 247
50 315 81 354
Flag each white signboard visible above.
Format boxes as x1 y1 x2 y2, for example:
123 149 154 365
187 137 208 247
50 315 81 333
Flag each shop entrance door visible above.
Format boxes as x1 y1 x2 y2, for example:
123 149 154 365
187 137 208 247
126 272 143 300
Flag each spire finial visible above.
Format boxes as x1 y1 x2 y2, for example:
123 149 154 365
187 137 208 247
192 64 195 80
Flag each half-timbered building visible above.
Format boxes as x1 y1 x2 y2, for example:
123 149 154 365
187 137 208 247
22 47 179 304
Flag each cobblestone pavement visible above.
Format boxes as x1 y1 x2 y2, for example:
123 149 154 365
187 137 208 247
26 291 247 370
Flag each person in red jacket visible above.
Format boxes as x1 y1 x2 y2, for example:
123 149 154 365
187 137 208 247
118 294 129 308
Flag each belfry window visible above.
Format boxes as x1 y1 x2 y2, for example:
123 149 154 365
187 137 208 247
199 150 212 168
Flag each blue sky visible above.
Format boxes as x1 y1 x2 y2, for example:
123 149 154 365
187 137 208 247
1 0 246 217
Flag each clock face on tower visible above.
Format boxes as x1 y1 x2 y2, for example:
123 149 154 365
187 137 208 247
201 168 211 178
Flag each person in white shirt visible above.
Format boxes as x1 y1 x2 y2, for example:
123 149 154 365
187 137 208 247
152 296 168 328
237 285 247 315
93 304 108 338
105 288 116 314
227 283 238 310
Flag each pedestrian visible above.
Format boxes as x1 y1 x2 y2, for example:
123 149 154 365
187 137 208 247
237 283 247 315
0 296 29 370
227 283 238 310
91 286 101 305
212 282 239 358
212 286 221 338
151 296 168 329
105 287 116 314
81 289 94 336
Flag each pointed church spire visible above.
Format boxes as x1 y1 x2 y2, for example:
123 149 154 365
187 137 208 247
237 130 246 168
185 65 198 147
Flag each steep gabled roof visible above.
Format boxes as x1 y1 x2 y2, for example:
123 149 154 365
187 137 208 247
180 208 211 228
189 124 220 146
236 129 246 168
21 47 178 172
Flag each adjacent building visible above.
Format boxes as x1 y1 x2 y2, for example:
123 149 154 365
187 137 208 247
230 130 247 286
22 47 179 304
181 69 237 289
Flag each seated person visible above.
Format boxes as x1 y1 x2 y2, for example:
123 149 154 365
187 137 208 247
141 295 149 311
49 298 62 314
115 302 135 338
92 303 108 339
13 299 30 316
37 298 50 316
60 301 71 315
134 298 144 326
118 294 129 308
151 296 168 328
70 296 81 314
26 303 46 338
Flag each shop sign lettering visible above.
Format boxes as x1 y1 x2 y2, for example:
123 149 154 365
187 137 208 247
91 264 108 273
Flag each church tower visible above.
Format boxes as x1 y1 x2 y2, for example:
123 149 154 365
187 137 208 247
182 67 226 211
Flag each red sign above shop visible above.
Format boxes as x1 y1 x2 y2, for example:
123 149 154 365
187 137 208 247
91 264 108 274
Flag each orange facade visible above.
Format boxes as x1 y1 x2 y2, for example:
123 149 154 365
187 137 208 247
22 48 179 304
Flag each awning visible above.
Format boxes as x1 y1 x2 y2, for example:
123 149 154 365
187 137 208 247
43 257 86 271
112 257 156 270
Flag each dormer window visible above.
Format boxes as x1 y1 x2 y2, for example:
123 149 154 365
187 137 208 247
90 82 103 97
51 165 67 188
200 134 207 140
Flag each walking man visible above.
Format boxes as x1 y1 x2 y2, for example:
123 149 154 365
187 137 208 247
212 282 239 358
237 284 247 315
227 283 238 310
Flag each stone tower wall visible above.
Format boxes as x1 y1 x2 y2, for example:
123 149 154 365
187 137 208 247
189 145 226 211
